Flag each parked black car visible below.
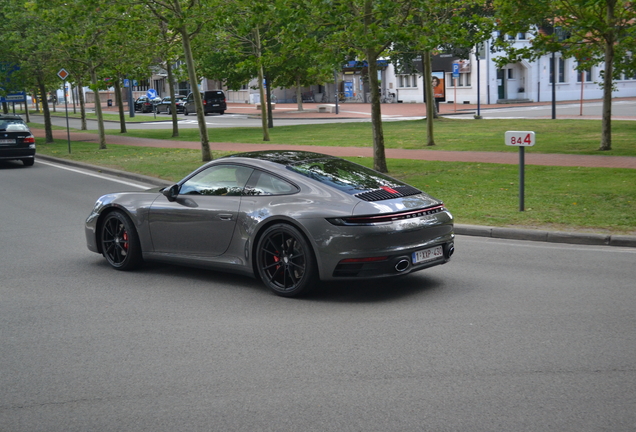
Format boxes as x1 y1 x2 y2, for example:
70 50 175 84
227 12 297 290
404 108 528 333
183 90 226 116
134 96 160 113
155 96 186 114
0 115 36 166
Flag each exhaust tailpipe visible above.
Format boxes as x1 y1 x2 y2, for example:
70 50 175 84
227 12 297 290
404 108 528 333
395 259 410 272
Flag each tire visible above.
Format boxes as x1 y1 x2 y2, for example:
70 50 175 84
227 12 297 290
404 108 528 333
167 107 171 115
219 110 225 115
183 107 189 116
100 211 142 271
256 224 317 297
22 158 34 166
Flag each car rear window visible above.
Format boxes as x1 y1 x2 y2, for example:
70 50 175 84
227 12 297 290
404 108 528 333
204 91 224 98
288 158 421 200
0 120 29 132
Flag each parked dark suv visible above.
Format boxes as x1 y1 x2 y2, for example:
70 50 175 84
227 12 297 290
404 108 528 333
0 115 36 166
183 90 226 116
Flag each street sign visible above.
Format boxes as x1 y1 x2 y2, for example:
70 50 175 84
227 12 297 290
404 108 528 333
505 131 536 211
0 92 26 103
123 79 130 88
57 68 69 80
147 88 157 99
452 63 460 79
505 131 535 146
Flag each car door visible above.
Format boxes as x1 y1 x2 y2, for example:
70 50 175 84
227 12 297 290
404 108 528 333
148 165 254 257
184 93 195 113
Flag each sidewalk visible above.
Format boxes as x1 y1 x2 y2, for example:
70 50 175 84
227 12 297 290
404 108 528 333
228 97 636 121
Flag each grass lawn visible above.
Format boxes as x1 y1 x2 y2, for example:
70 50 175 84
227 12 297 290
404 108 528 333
36 139 636 235
100 118 636 156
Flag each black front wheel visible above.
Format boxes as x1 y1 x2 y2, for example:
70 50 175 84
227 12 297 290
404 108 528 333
100 211 142 270
256 224 317 297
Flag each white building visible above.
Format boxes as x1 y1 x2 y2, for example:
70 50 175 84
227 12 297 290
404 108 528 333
384 36 636 105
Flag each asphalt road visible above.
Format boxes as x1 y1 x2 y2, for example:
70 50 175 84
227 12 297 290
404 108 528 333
1 160 635 432
30 111 375 130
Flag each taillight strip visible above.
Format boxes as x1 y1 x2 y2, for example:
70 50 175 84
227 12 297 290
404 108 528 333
342 204 445 224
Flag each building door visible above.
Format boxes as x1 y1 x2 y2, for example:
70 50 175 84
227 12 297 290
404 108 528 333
497 69 506 100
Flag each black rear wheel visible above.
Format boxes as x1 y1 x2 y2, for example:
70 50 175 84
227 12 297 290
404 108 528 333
100 211 142 270
256 224 317 297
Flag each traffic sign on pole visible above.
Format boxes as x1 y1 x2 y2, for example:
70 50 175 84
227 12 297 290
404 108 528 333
57 69 71 154
57 69 69 80
505 131 535 211
452 63 459 79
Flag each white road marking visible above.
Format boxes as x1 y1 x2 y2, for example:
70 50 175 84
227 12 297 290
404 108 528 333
37 160 151 189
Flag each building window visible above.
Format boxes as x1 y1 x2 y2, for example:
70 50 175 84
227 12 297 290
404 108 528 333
398 74 417 88
517 32 526 40
550 57 567 84
577 66 592 82
507 69 514 79
447 73 472 87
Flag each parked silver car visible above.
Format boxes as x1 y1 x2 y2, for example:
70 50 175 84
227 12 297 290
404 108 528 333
85 151 454 296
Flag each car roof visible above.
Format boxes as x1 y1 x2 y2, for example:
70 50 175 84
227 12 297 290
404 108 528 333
0 114 25 121
222 150 335 166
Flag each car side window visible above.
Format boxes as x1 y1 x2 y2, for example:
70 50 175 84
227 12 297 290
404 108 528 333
180 165 254 196
245 171 298 196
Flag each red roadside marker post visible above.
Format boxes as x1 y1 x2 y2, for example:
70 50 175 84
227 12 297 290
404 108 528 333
505 131 535 211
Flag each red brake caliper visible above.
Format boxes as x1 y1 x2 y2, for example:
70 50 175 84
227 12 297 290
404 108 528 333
122 232 129 250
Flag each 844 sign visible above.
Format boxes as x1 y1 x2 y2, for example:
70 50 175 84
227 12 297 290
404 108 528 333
505 131 535 147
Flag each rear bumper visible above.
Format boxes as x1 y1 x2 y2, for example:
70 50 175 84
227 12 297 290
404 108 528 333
331 239 454 279
0 149 36 160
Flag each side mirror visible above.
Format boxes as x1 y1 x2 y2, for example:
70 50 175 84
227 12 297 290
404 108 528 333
162 184 180 202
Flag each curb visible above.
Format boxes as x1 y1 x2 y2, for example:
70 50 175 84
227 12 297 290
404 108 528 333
454 224 636 248
37 155 636 249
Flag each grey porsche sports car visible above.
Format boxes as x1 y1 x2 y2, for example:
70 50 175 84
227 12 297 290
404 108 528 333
85 151 454 297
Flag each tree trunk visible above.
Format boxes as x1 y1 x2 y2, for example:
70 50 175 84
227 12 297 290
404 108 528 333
296 76 303 111
423 51 436 146
179 25 211 161
265 75 273 129
366 50 387 173
254 28 270 141
77 78 87 131
89 67 107 150
37 77 54 144
114 78 127 133
165 61 179 138
599 0 615 151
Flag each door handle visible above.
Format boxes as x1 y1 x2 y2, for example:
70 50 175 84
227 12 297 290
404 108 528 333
218 214 233 220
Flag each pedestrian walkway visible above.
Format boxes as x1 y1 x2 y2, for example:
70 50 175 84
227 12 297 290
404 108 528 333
31 129 636 169
230 97 636 121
